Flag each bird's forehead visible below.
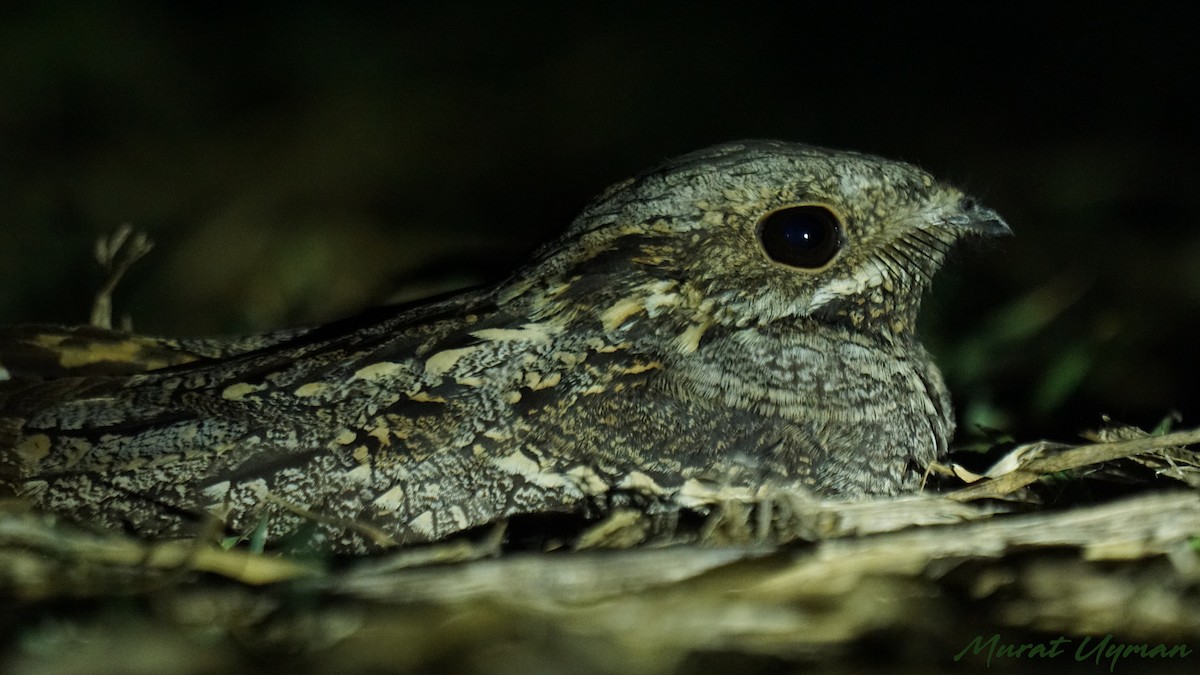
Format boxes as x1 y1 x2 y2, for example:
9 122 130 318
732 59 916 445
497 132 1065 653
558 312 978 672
652 142 940 208
566 142 951 242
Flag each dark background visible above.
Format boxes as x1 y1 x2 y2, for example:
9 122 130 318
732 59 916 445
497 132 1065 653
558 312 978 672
1 2 1196 441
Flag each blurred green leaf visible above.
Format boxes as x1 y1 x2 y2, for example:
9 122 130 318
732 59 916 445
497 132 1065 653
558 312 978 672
1152 411 1182 436
1032 343 1094 414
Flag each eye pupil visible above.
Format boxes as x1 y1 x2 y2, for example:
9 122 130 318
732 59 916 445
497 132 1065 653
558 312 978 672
758 206 842 268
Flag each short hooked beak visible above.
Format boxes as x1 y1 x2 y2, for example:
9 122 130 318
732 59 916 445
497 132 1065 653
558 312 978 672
944 197 1012 237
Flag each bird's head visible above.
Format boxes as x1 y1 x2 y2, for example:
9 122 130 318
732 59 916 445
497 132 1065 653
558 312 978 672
503 140 1010 348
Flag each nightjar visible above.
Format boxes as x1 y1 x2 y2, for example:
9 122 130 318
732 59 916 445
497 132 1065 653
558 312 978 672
0 141 1009 552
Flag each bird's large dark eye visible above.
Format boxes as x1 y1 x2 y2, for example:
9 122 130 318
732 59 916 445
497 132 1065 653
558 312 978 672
757 205 843 269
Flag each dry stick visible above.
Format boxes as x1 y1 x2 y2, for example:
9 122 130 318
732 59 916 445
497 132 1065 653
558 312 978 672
91 224 153 329
948 427 1200 501
0 514 317 589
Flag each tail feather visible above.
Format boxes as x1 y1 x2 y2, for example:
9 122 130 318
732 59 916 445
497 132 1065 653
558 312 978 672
0 325 206 380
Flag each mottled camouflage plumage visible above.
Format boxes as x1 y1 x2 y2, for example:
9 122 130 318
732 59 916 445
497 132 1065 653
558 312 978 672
0 141 1008 552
